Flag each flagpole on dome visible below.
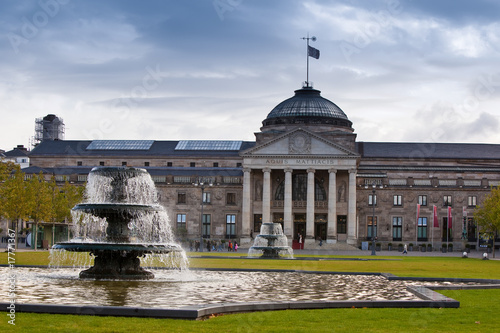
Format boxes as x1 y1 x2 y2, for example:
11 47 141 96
301 34 319 88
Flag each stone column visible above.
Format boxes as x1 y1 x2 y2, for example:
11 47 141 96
306 168 315 239
262 168 271 223
347 169 357 244
327 168 337 241
284 168 293 237
241 168 252 238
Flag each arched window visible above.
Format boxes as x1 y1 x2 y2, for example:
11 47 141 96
275 174 326 201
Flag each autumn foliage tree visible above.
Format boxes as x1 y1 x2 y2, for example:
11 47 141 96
0 167 30 249
474 187 500 258
1 162 84 249
28 173 53 251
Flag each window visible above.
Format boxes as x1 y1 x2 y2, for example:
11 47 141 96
77 161 82 166
337 216 347 234
468 196 477 207
122 161 127 166
167 162 173 167
213 162 219 167
176 214 186 230
443 195 452 207
275 174 326 201
467 218 477 242
368 194 377 206
190 162 196 167
226 214 236 238
144 162 150 167
177 193 186 204
418 217 428 241
367 216 377 239
202 214 211 238
236 163 242 167
254 214 262 233
99 161 105 166
418 195 427 206
442 217 452 241
203 192 211 204
393 195 402 206
226 192 236 205
392 217 402 241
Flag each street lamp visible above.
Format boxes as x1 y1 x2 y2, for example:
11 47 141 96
194 179 212 252
365 182 383 256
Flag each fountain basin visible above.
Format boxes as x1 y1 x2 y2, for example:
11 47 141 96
73 203 161 214
53 242 182 253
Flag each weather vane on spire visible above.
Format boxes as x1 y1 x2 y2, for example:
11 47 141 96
301 34 320 88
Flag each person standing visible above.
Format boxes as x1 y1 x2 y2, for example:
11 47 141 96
403 244 407 254
298 233 303 250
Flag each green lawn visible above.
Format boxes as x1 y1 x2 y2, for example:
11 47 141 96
1 251 499 332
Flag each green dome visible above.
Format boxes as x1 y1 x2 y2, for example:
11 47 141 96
263 87 352 129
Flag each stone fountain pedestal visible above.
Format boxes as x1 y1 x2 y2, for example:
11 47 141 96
248 223 294 259
52 166 184 280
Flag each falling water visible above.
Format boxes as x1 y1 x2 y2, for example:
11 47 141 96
50 167 189 276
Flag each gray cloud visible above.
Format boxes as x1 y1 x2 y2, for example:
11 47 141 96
1 0 499 150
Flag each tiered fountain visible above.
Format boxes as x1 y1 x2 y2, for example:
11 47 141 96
248 223 294 259
52 166 186 280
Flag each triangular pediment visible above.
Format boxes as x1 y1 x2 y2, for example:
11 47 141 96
241 128 358 157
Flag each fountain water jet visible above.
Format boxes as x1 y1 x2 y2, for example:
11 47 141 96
248 223 294 259
52 166 187 280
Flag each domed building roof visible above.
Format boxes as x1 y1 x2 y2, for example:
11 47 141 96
262 86 352 130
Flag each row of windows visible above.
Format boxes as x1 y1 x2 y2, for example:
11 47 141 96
176 213 237 237
368 194 478 207
367 178 491 187
76 161 243 168
177 192 237 205
368 216 465 242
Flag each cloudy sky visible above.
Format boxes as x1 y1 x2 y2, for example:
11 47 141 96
1 0 500 151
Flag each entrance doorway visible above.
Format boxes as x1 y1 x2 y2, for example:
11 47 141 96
315 214 327 241
337 215 347 241
293 214 306 249
315 223 327 241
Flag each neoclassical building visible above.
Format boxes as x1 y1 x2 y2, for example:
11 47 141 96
25 85 500 250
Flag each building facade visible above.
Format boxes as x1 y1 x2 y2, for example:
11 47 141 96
25 85 500 251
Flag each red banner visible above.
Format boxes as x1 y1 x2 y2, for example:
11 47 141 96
433 205 439 227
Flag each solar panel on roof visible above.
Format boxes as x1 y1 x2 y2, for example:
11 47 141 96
175 140 242 150
86 140 154 150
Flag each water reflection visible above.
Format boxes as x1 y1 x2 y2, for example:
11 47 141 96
2 268 419 308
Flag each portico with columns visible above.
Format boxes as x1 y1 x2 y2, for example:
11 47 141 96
240 127 360 248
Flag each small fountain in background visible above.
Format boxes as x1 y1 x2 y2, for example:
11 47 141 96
52 166 188 280
248 223 294 259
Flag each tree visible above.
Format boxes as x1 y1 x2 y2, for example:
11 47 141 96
52 179 84 241
0 168 30 250
474 187 500 258
28 173 53 250
0 160 19 182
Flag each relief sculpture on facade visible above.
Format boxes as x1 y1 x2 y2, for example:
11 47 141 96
289 132 311 154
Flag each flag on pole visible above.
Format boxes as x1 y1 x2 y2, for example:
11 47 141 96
447 206 452 228
463 206 467 217
416 204 421 220
308 45 320 59
433 205 439 227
